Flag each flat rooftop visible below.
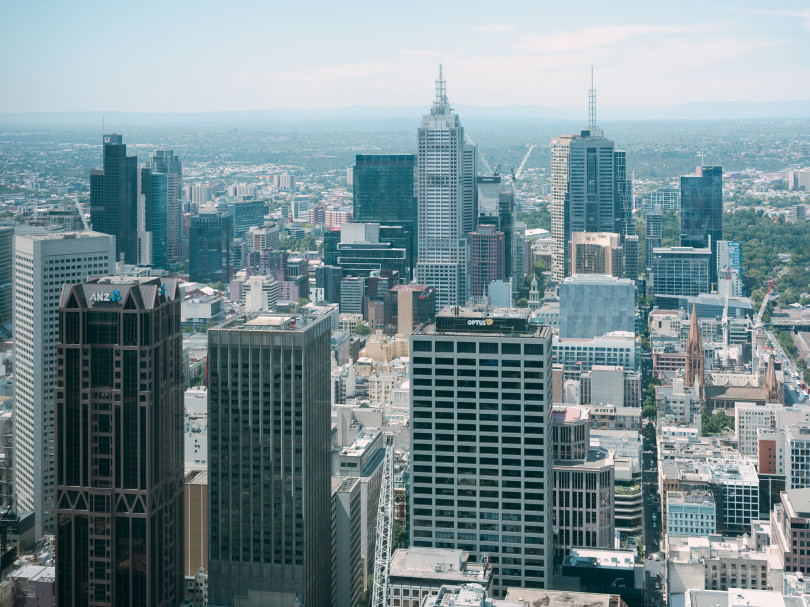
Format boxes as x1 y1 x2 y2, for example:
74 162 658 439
504 588 619 607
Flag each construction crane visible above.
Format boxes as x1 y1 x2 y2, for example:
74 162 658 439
756 277 776 327
370 438 395 607
513 144 537 181
463 133 495 175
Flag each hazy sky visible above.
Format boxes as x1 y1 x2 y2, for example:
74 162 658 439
2 0 810 113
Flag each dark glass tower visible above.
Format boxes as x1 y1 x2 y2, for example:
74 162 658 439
353 154 417 270
90 134 139 263
138 168 168 270
55 276 184 607
146 150 183 265
188 213 233 283
681 166 723 285
208 311 332 606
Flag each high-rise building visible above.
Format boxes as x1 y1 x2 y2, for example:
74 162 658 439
469 224 506 298
645 209 662 271
207 311 332 606
90 134 139 263
788 169 810 191
332 223 407 278
188 213 233 283
0 226 12 328
558 275 636 339
13 231 115 537
409 305 552 593
55 276 184 606
569 232 623 277
415 67 476 310
137 167 169 269
650 247 711 299
623 235 638 281
647 187 680 211
550 130 625 282
386 284 436 336
353 154 417 271
146 150 183 264
226 199 266 240
681 166 723 285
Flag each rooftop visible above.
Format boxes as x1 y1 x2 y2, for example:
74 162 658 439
389 548 491 583
504 588 621 607
564 548 636 570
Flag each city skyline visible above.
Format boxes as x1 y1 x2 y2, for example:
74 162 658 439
2 1 810 114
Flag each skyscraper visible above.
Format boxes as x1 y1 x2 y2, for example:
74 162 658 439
415 67 476 310
681 166 723 285
226 199 266 240
469 224 506 298
13 232 116 538
146 150 184 265
137 167 169 269
188 213 233 283
90 134 139 263
353 154 417 271
409 305 553 593
550 80 629 283
645 209 663 271
207 311 332 606
55 276 184 606
0 226 12 329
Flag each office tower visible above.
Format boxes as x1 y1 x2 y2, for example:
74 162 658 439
207 311 332 606
331 476 362 607
623 234 638 280
550 130 621 282
386 284 436 336
409 306 552 593
469 224 506 298
569 232 623 277
0 226 12 328
614 149 633 239
684 303 705 388
246 223 280 253
511 221 527 294
415 67 476 310
649 246 711 299
226 199 266 240
137 167 169 269
55 276 184 606
13 232 115 538
90 134 139 263
551 406 615 557
558 275 635 339
681 166 723 285
188 213 233 283
353 154 417 270
146 150 183 264
645 209 662 270
332 223 407 278
648 187 680 211
315 265 343 304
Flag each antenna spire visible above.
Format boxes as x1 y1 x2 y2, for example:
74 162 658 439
588 65 597 130
432 64 449 113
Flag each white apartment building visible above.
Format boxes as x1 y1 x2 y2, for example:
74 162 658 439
13 231 115 536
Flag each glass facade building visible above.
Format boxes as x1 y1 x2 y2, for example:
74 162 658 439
207 312 332 607
188 213 233 283
138 168 168 270
55 277 184 607
90 134 139 263
353 154 416 270
681 166 723 285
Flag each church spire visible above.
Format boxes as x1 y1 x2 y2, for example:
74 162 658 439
765 353 779 402
685 302 705 387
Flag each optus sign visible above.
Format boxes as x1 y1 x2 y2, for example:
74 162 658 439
467 318 494 327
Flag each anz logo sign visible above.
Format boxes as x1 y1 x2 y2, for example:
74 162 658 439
89 289 122 304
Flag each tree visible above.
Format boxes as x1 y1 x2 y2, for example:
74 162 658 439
394 521 407 549
296 297 310 311
354 322 370 336
702 411 734 436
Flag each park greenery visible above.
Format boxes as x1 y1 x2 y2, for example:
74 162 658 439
702 410 734 436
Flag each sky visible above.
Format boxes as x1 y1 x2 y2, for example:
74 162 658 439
2 0 810 114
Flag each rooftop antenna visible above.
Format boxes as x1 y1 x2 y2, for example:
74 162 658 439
432 64 449 113
588 66 602 137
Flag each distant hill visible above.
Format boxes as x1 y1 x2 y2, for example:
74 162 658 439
0 100 808 128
